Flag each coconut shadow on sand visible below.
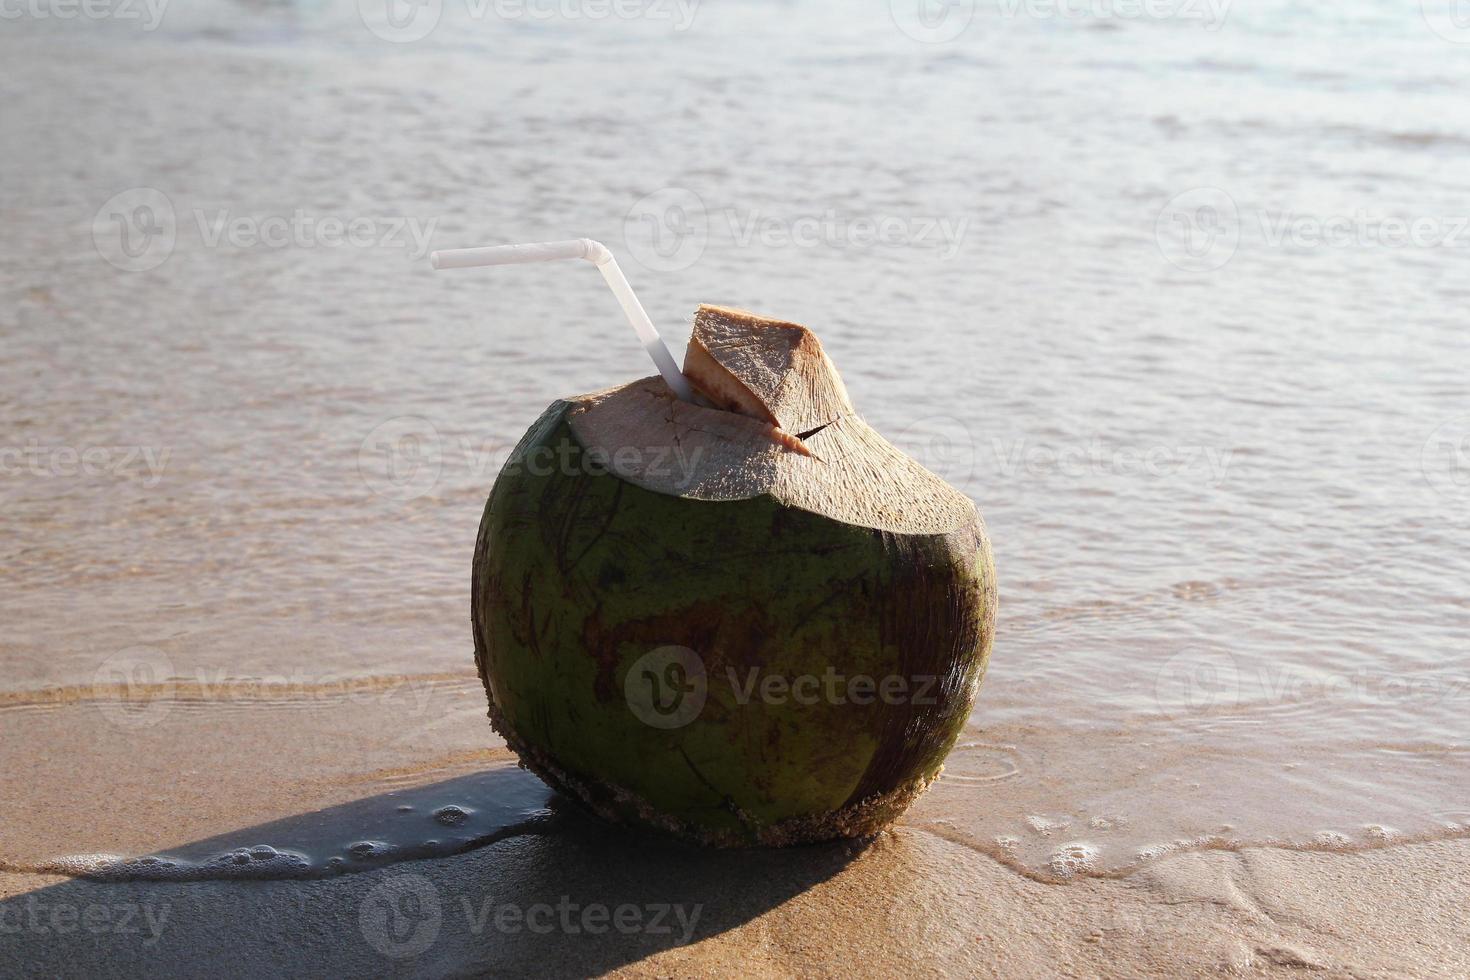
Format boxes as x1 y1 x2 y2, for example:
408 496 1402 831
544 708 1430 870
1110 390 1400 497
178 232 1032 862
2 767 872 977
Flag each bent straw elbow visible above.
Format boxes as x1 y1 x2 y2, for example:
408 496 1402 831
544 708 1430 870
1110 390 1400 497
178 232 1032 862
428 238 697 404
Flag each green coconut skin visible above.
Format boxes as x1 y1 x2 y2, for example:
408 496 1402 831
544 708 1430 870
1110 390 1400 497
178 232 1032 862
471 401 997 846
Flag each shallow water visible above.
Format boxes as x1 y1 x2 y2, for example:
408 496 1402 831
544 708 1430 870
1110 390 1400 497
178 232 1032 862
2 0 1468 881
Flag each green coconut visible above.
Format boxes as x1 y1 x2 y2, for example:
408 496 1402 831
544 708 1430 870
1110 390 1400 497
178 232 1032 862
471 305 997 846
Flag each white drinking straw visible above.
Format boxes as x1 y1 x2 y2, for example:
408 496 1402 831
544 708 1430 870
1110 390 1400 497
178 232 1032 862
430 238 698 404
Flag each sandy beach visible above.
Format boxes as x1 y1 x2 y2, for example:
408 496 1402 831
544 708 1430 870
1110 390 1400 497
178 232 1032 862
6 756 1470 977
4 682 1469 976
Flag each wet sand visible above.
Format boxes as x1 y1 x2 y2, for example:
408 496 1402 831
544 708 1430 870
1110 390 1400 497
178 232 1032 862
4 687 1469 977
5 811 1469 977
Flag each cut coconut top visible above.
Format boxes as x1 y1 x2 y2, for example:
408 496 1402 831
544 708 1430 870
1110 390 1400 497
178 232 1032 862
561 308 976 535
682 305 854 437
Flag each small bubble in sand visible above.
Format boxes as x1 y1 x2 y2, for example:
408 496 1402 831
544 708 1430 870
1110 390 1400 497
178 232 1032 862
347 840 391 860
1026 814 1070 836
250 845 279 861
1312 831 1352 848
396 805 414 813
995 835 1020 851
433 805 470 827
1362 824 1399 840
1049 842 1099 878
